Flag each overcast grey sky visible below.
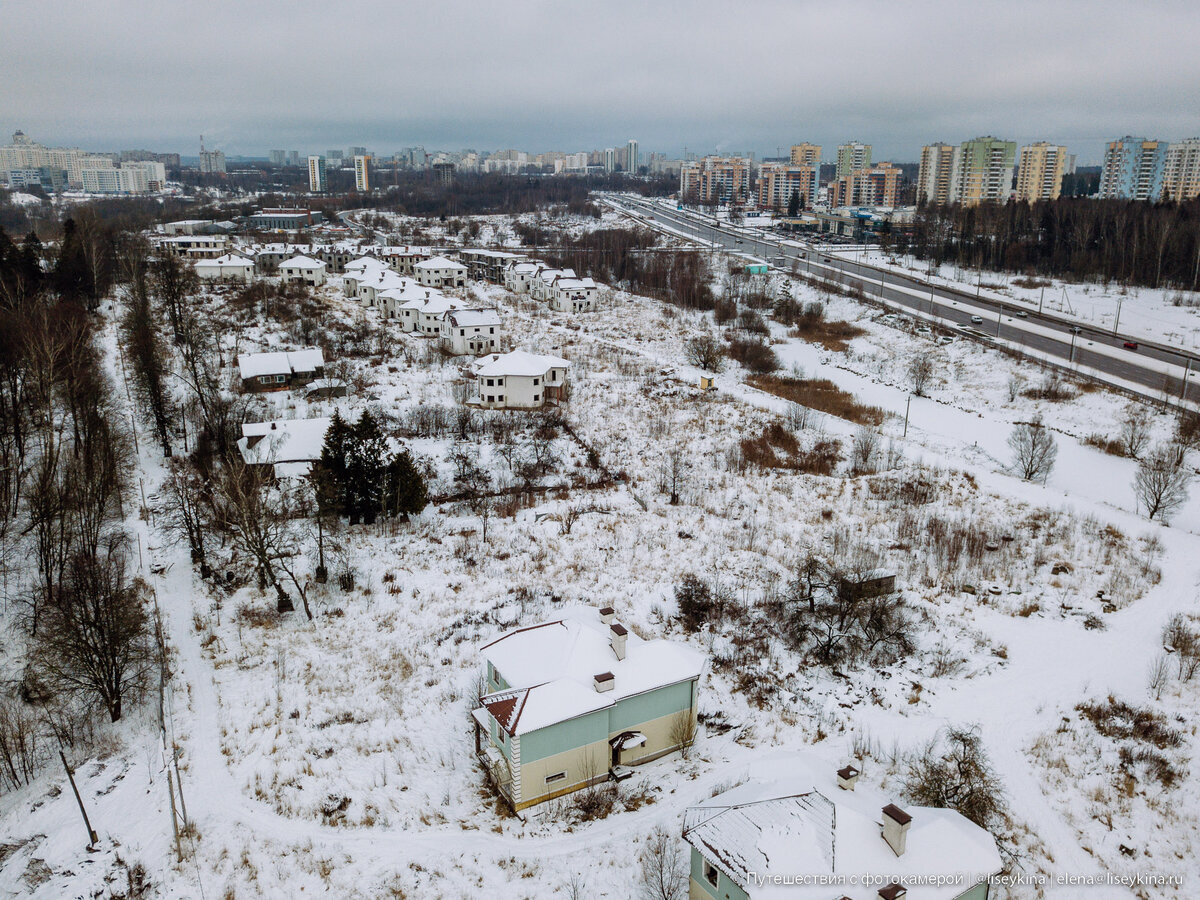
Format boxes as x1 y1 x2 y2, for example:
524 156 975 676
3 0 1197 164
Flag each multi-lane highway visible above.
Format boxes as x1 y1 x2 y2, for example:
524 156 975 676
602 194 1200 407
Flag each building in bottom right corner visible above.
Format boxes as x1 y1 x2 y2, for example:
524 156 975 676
682 753 1002 899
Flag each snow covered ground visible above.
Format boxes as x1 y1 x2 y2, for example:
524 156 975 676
0 235 1198 898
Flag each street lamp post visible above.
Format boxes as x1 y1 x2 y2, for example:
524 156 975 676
1070 330 1078 365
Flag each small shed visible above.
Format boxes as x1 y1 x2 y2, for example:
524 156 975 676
698 372 716 391
838 569 897 601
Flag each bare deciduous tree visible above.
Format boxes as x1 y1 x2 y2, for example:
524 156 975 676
906 355 934 396
1118 403 1152 459
685 334 725 373
1009 416 1057 483
1134 443 1191 522
902 726 1005 830
639 825 687 900
35 532 153 722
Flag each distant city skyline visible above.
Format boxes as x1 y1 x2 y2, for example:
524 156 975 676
3 1 1197 167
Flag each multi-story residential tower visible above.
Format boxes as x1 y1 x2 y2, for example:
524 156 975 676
1163 138 1200 201
603 148 616 173
949 136 1016 205
269 150 285 166
308 155 327 192
835 142 871 178
626 139 639 174
1015 142 1068 202
353 155 370 191
680 157 752 203
1099 136 1168 200
789 143 821 168
826 163 901 208
757 162 818 210
917 142 956 205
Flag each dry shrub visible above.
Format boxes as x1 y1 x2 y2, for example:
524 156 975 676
726 338 780 374
787 310 867 353
1077 696 1182 748
748 375 886 426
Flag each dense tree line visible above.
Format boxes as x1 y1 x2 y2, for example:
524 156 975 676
0 224 152 739
515 225 717 310
894 198 1200 290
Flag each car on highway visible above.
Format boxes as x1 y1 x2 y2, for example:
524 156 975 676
970 315 983 324
1071 326 1082 334
1123 341 1139 350
1015 310 1028 318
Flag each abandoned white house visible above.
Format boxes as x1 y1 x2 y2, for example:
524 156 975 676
440 308 503 355
472 349 569 409
278 255 327 286
237 348 325 393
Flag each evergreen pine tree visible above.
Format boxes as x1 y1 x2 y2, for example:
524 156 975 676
384 450 428 520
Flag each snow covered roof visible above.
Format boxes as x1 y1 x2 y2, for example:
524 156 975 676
237 348 324 380
412 295 466 315
414 255 467 270
682 754 1003 899
474 349 569 378
536 267 576 282
480 607 704 736
555 277 596 290
280 255 324 269
344 256 389 275
506 261 542 273
446 308 502 328
238 417 331 465
195 253 253 269
461 249 523 260
379 245 433 256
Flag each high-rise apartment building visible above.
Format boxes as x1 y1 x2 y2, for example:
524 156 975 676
757 162 818 210
1 130 122 188
348 146 367 159
917 143 956 205
199 148 226 175
269 149 285 166
826 163 901 208
1099 136 1168 201
603 148 616 173
1162 138 1200 201
354 155 370 191
836 142 871 178
308 155 327 192
1014 142 1068 202
626 139 639 174
679 156 752 203
948 136 1016 205
789 143 821 168
286 150 300 167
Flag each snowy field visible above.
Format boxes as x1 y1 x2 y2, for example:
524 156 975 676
1 224 1198 898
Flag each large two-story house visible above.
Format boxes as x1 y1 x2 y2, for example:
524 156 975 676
473 607 705 814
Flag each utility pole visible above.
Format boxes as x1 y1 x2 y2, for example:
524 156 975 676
1038 286 1045 315
1182 357 1193 402
996 303 1003 338
1070 330 1078 365
61 752 99 849
1114 296 1124 334
903 394 911 439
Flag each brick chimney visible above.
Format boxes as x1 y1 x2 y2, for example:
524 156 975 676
594 672 614 693
610 623 628 661
836 765 860 791
881 804 912 857
599 606 615 625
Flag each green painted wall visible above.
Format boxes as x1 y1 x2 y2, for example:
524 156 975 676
955 880 990 900
520 708 609 762
610 681 695 734
689 849 748 900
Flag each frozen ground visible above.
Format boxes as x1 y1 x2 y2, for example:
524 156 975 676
0 240 1198 898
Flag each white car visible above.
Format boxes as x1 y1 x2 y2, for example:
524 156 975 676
970 315 984 324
